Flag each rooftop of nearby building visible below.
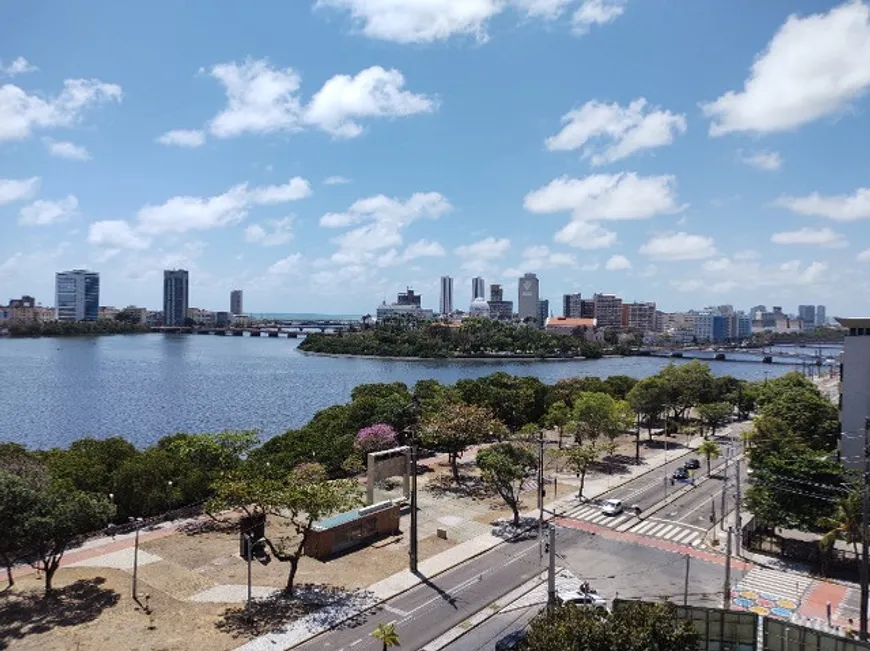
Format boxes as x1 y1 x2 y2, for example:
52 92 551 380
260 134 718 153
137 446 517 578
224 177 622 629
836 317 870 328
546 317 596 328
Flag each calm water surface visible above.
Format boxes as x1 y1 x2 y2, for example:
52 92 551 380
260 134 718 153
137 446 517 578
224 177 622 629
0 334 803 449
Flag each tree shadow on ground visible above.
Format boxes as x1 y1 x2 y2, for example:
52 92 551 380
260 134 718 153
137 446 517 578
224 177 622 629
0 578 119 649
215 583 378 639
180 517 240 536
490 516 539 542
643 437 686 452
594 454 634 476
425 475 494 501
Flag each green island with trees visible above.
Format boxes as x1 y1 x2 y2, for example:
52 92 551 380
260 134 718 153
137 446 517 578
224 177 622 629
299 317 616 359
0 361 852 598
4 318 150 338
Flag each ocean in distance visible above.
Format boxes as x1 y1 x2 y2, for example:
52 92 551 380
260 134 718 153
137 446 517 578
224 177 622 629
0 333 812 450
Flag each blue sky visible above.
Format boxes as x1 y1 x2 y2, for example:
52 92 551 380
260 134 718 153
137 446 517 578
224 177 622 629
2 0 870 317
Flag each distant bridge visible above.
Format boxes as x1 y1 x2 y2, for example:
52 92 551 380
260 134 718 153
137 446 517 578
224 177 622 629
639 348 839 366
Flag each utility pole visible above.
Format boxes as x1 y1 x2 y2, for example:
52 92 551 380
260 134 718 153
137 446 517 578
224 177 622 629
635 413 641 465
410 428 419 574
723 526 733 610
860 417 870 640
131 517 143 602
245 533 253 610
538 431 545 561
735 452 743 557
683 554 690 607
720 444 730 531
547 525 557 611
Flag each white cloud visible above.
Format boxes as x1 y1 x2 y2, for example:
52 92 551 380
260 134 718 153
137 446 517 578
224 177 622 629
553 221 617 249
572 0 625 36
679 257 830 292
135 178 311 236
88 220 151 250
775 188 870 221
267 253 302 275
701 1 870 136
315 0 622 44
604 253 631 270
771 227 847 248
0 177 40 205
249 177 312 204
639 232 717 261
858 248 870 261
401 239 446 260
0 77 122 142
18 196 78 226
304 66 436 138
43 138 91 161
455 237 511 263
740 150 782 171
157 129 206 148
0 57 38 77
321 191 451 232
733 249 760 261
504 245 576 275
245 217 295 246
324 175 351 185
207 58 434 140
545 98 686 166
524 173 685 221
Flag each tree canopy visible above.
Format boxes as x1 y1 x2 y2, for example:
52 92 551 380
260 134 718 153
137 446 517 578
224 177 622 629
477 443 537 526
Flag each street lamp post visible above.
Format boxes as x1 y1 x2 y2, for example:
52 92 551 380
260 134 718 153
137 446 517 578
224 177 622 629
131 517 143 602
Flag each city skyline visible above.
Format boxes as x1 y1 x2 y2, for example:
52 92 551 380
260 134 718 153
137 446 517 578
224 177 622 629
3 2 870 315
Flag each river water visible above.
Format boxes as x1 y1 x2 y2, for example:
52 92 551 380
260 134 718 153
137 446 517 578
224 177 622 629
0 334 815 449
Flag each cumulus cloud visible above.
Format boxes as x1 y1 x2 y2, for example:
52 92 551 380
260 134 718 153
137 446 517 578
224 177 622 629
157 129 206 148
18 196 78 226
676 258 829 292
701 2 870 136
775 187 870 221
205 58 434 140
455 236 511 273
553 221 617 249
88 220 151 250
771 227 847 247
571 0 625 34
0 57 38 77
604 253 631 270
639 232 717 261
245 217 295 246
740 150 782 171
43 138 91 161
0 177 40 205
0 77 121 142
324 175 351 185
546 98 686 166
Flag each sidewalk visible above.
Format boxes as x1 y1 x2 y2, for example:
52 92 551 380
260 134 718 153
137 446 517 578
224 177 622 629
239 431 711 650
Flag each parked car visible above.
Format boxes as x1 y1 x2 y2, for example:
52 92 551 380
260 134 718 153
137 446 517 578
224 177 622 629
672 467 689 480
600 499 623 516
684 458 701 470
557 589 608 608
495 630 527 650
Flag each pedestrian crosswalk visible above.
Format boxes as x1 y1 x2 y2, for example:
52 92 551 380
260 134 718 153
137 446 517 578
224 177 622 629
733 567 814 606
559 504 705 546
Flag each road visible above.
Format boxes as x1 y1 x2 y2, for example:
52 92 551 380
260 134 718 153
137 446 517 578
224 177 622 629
445 529 744 650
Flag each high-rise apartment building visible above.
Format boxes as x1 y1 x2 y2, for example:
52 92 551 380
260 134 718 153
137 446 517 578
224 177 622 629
472 277 486 301
397 288 422 307
163 269 189 326
230 289 243 316
55 270 99 322
490 284 503 302
580 299 595 319
836 317 870 470
517 273 539 322
593 293 623 329
816 305 827 326
798 305 816 327
439 276 454 315
621 302 656 331
537 299 550 329
563 293 582 318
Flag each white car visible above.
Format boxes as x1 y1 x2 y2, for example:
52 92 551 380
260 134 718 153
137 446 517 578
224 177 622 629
600 499 623 516
557 589 608 608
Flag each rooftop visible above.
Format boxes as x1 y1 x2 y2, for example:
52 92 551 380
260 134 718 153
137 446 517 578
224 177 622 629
546 317 596 327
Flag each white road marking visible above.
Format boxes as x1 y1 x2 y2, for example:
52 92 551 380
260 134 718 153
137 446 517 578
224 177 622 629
657 525 677 539
383 604 409 617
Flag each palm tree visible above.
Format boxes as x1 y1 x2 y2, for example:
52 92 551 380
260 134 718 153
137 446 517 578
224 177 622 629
697 440 720 477
820 490 862 558
371 622 400 650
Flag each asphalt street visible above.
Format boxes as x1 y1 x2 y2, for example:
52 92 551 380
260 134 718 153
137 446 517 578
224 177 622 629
445 529 746 650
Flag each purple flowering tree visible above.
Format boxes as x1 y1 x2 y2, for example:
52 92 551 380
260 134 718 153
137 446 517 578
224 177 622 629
354 424 399 456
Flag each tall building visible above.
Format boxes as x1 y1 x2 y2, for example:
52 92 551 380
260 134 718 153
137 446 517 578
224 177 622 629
798 305 816 327
396 288 422 307
537 299 550 329
749 305 766 320
472 277 486 301
439 276 454 315
55 269 99 322
816 305 827 326
490 284 503 302
621 302 656 331
593 293 623 328
517 273 539 322
579 299 595 319
836 317 870 470
230 289 243 316
563 293 582 318
163 269 189 326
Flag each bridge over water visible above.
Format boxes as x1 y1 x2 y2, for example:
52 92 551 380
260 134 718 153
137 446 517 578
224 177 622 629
641 347 840 366
151 320 357 337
